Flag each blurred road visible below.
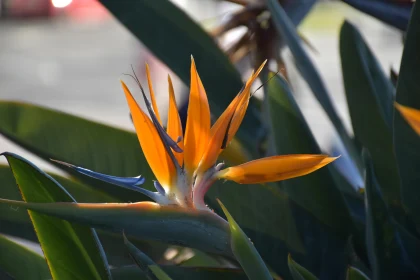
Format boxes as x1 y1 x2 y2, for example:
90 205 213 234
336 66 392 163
0 15 189 172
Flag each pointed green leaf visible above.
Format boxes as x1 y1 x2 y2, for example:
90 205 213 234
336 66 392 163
0 198 231 257
207 181 302 278
267 73 363 278
283 0 317 25
149 265 173 280
98 0 261 151
341 0 412 31
0 164 118 242
266 0 362 171
111 265 248 280
217 199 271 280
346 267 370 280
364 153 420 279
393 1 420 228
288 255 318 280
267 73 354 235
0 101 152 202
0 234 50 280
2 152 111 280
340 21 401 207
123 233 158 280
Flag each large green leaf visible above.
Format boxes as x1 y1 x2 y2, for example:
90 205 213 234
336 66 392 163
123 233 162 280
111 265 248 280
0 101 152 202
340 21 401 207
0 234 50 280
0 164 166 267
0 164 117 241
2 152 111 280
149 266 173 280
364 153 420 279
98 0 261 151
207 180 304 278
346 267 370 280
268 74 353 234
266 0 363 172
288 255 318 280
0 198 231 257
341 0 412 31
267 74 354 279
218 200 271 280
394 1 420 227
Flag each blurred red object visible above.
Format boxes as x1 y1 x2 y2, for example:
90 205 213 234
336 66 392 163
2 0 53 17
1 0 109 21
64 0 109 22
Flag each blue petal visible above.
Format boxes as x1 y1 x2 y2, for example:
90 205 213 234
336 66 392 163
51 159 146 190
153 180 165 195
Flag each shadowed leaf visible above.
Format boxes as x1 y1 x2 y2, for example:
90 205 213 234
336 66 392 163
218 199 271 280
266 0 362 173
340 21 400 208
2 152 111 280
0 198 231 257
342 0 412 31
393 1 420 228
288 255 318 280
0 234 50 280
346 267 370 280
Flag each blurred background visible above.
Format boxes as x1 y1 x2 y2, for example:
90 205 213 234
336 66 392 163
0 0 403 174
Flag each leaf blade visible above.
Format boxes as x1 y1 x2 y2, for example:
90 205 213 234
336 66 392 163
288 255 318 280
0 234 51 280
2 152 111 280
393 0 420 228
340 21 401 206
218 199 271 280
0 198 231 257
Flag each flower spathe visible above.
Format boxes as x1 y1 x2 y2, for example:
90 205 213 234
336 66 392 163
118 57 339 210
395 103 420 136
59 57 339 211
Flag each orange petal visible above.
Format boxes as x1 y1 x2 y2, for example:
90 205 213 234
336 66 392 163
184 57 211 174
395 103 420 136
200 60 266 171
227 60 266 144
197 85 245 173
121 81 175 189
145 63 162 125
219 137 250 165
167 75 184 166
218 154 338 184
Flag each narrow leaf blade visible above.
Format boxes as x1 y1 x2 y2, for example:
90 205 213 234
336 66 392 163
0 199 231 257
342 0 412 31
0 234 50 280
2 152 111 280
340 21 401 207
393 0 420 228
218 199 271 280
346 267 370 280
266 0 362 172
288 255 318 280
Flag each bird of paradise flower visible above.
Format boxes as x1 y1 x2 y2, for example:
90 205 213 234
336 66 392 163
53 57 337 211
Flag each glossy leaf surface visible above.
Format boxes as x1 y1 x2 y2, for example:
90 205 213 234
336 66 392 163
2 153 111 280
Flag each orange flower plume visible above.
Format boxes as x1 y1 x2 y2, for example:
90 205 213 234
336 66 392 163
56 57 338 210
119 57 338 210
